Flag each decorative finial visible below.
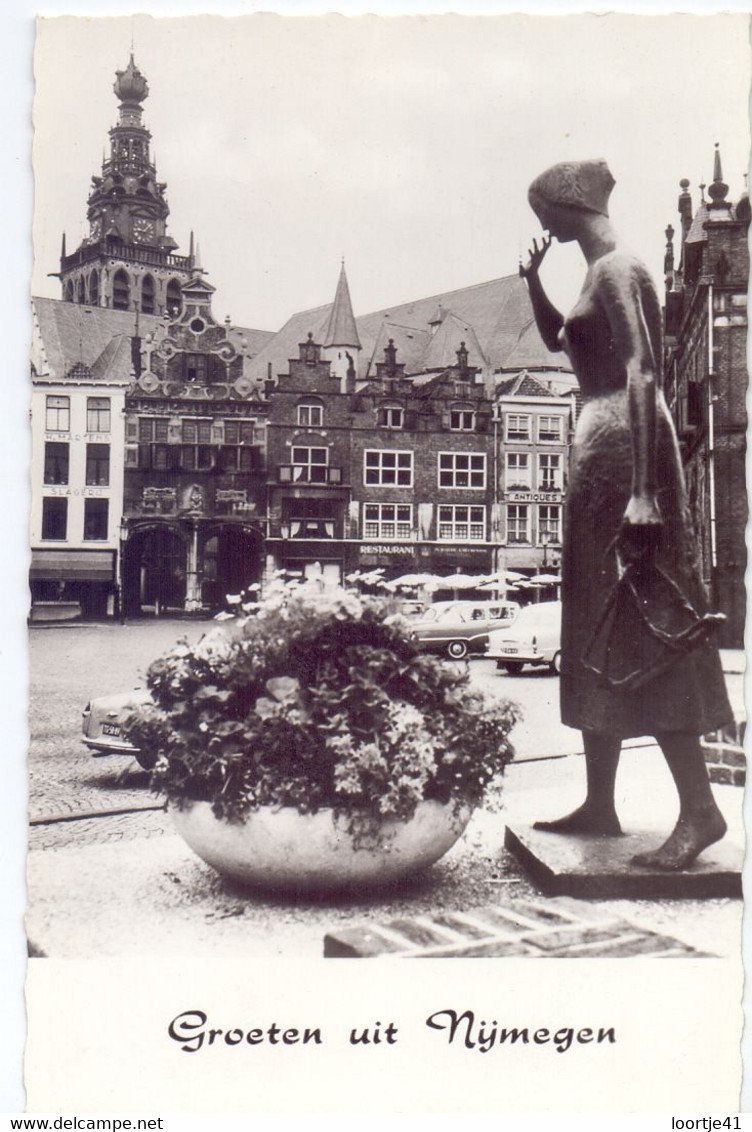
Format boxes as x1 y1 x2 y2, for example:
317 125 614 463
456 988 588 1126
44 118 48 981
708 143 730 208
113 54 149 105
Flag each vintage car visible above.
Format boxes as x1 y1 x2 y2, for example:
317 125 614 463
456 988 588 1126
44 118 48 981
410 600 520 660
486 600 562 674
82 688 155 769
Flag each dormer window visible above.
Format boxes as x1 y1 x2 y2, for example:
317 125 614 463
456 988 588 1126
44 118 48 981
377 404 404 429
450 406 475 431
297 400 324 427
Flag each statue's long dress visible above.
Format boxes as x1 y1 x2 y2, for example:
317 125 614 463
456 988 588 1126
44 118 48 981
559 252 733 738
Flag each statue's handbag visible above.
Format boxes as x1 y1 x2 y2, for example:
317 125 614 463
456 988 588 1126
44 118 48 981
581 546 725 692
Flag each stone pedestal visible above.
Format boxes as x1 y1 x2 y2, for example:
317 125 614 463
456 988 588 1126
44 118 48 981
504 823 743 900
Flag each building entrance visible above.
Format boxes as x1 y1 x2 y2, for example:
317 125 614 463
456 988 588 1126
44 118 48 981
123 525 187 616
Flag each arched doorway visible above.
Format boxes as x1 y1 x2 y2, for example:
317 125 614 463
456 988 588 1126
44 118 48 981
123 525 187 616
201 526 261 609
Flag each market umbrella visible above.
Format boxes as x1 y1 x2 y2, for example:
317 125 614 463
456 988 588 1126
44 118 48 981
531 573 562 584
385 572 438 590
433 573 485 590
477 580 520 593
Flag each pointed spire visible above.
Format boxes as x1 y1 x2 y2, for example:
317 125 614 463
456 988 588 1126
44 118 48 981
193 241 203 273
323 261 361 349
708 142 730 210
61 232 67 259
189 230 195 264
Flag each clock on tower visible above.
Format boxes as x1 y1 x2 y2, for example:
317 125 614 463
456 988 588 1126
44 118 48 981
133 217 156 244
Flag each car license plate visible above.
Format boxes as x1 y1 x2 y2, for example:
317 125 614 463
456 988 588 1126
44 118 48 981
502 647 518 655
101 723 121 737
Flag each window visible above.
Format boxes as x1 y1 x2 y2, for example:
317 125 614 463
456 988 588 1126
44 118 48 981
377 405 404 429
506 414 530 441
538 453 561 490
46 395 70 432
438 452 486 489
87 397 111 433
450 408 475 431
83 498 109 541
224 420 256 445
184 354 208 383
89 270 99 306
506 452 530 489
364 450 413 487
297 401 324 427
438 505 486 541
538 504 561 544
166 279 183 316
141 275 156 315
538 415 562 442
85 443 110 486
363 503 413 540
507 504 529 544
182 419 212 443
41 498 67 541
292 447 328 483
43 442 69 485
113 269 130 311
140 418 169 442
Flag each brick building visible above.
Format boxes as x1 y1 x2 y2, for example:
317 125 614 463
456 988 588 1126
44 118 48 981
31 52 579 617
121 273 270 615
663 146 749 646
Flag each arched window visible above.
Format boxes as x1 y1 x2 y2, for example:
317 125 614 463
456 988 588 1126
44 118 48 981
89 270 99 307
297 399 324 427
64 280 74 303
77 278 86 304
166 279 182 317
141 274 156 315
113 269 130 311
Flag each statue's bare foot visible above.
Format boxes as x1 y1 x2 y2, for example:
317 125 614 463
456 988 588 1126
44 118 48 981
533 803 622 837
631 809 727 871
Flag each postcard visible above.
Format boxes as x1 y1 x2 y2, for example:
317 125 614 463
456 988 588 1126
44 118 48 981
17 10 750 1114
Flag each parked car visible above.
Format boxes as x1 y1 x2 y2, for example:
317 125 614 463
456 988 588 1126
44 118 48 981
411 600 520 660
486 600 562 674
82 688 155 769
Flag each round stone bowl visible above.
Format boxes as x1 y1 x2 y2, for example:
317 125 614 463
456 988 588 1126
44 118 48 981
169 799 473 892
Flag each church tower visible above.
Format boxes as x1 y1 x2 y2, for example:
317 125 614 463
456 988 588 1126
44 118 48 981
58 54 196 316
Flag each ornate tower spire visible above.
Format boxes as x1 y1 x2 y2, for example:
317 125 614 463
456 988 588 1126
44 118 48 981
58 55 195 315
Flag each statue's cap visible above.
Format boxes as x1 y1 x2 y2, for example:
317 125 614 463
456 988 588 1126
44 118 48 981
529 160 615 217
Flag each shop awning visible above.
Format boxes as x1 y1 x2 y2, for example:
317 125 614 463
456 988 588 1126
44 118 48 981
30 550 115 582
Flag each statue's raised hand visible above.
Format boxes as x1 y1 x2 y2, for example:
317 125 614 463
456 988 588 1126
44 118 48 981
519 234 552 280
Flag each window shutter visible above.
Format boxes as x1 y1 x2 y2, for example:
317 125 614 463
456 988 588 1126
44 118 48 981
212 421 225 445
124 445 139 468
441 411 451 430
475 414 489 433
126 420 138 441
404 409 418 430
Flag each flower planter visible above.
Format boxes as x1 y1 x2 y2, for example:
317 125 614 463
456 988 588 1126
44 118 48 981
170 799 472 892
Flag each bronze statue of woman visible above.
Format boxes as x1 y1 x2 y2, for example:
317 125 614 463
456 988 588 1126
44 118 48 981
519 159 732 870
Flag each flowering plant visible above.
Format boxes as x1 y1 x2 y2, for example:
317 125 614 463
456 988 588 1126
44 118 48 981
124 579 520 839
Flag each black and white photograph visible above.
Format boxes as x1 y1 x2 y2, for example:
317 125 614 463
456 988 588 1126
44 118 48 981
14 7 750 1114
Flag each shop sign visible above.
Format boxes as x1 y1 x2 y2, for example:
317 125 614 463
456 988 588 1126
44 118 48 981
506 490 563 503
360 544 415 556
48 487 106 497
433 546 487 556
142 487 177 513
216 490 248 505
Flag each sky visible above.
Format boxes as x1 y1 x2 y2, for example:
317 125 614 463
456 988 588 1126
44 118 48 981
32 13 751 332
